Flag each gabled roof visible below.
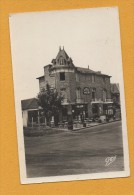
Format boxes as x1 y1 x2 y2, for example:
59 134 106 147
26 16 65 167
111 83 120 94
76 67 96 74
21 98 39 110
76 67 110 77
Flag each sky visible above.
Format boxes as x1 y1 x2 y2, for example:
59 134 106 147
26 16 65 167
9 7 124 100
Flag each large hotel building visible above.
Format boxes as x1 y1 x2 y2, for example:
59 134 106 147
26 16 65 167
35 47 113 123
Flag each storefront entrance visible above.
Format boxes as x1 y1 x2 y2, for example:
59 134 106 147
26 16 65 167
92 104 98 115
103 104 113 116
61 104 88 122
72 104 88 121
92 103 103 116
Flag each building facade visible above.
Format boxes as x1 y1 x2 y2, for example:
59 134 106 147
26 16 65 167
111 83 120 107
37 47 113 123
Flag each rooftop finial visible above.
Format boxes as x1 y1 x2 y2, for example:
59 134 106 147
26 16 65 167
63 46 64 50
88 65 89 69
59 46 61 51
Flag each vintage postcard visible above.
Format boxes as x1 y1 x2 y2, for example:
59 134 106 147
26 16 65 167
9 7 130 184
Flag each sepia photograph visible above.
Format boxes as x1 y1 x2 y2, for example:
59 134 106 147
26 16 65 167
9 7 130 184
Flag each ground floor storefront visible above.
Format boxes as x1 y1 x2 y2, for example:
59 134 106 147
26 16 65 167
59 102 114 123
22 102 117 128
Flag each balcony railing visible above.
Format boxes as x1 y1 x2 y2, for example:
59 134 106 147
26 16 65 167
91 98 102 103
91 98 113 103
61 98 113 105
103 99 113 103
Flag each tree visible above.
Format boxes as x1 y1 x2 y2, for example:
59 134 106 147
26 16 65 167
37 83 63 126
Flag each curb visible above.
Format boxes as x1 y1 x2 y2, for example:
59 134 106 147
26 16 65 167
71 119 121 132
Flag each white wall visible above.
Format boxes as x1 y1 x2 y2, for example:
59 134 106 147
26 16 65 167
22 110 28 127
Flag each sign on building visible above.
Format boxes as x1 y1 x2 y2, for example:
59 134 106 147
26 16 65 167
83 87 90 95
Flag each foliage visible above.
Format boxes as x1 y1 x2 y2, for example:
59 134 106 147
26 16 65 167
37 83 63 125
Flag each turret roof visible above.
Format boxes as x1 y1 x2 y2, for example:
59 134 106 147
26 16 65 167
56 47 69 61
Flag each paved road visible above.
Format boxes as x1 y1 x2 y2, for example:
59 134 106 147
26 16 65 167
24 121 124 178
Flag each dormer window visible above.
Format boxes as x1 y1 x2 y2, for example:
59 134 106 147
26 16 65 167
60 59 64 65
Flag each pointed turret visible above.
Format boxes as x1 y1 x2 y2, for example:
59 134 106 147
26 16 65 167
51 46 74 67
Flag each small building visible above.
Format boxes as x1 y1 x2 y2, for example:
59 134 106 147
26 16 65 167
37 47 114 123
21 98 40 127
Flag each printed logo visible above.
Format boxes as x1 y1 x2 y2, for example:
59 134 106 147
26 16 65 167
105 156 117 167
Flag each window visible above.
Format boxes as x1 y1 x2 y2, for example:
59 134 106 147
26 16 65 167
92 88 96 99
103 90 107 101
59 58 64 65
91 75 95 83
60 72 65 81
103 77 106 83
76 73 79 81
76 88 81 99
85 75 89 81
60 88 66 98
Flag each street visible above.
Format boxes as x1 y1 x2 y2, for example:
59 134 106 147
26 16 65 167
24 121 124 178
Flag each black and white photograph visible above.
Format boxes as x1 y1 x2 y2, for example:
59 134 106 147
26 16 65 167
9 7 130 184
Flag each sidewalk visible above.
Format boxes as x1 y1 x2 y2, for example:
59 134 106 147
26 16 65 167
24 119 121 136
55 118 121 131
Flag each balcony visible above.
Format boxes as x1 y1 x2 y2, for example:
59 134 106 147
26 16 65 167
103 99 113 103
91 98 102 104
91 98 113 104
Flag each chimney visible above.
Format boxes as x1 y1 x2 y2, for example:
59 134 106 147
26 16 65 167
88 65 89 69
59 46 61 51
63 46 64 50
